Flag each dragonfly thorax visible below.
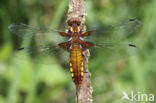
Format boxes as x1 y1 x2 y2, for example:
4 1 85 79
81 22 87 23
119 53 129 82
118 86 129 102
70 24 80 34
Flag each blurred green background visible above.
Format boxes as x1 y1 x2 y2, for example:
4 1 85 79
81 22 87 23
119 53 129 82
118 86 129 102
0 0 156 103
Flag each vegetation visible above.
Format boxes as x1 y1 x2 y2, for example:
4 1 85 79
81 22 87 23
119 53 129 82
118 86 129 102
0 0 156 103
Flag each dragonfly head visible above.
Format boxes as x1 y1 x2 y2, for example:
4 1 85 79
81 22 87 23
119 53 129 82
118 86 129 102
68 18 81 34
68 18 81 26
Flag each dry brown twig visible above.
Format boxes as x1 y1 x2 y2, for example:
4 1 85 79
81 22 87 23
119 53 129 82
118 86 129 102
67 0 93 103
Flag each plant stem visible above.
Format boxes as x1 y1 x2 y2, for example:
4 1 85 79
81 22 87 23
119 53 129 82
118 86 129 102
68 0 93 103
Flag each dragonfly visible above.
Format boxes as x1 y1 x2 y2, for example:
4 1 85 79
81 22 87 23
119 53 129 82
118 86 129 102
8 18 141 86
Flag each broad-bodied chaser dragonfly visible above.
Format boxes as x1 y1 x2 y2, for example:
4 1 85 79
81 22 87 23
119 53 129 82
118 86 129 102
8 18 141 86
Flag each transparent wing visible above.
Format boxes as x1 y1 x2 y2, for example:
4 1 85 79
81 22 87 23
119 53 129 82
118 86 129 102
86 19 142 43
89 42 141 62
12 44 69 65
94 42 140 55
9 23 69 65
8 23 67 44
86 19 141 60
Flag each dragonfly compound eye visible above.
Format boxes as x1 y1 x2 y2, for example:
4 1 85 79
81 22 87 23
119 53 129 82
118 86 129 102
68 20 72 26
76 20 81 26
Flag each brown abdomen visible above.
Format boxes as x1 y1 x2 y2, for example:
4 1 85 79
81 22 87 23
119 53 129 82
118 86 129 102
70 46 83 86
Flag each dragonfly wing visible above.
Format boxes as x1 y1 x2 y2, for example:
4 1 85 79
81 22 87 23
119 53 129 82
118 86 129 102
8 23 67 44
86 19 142 42
94 42 140 55
85 19 141 60
12 44 69 65
9 23 69 65
89 42 140 62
